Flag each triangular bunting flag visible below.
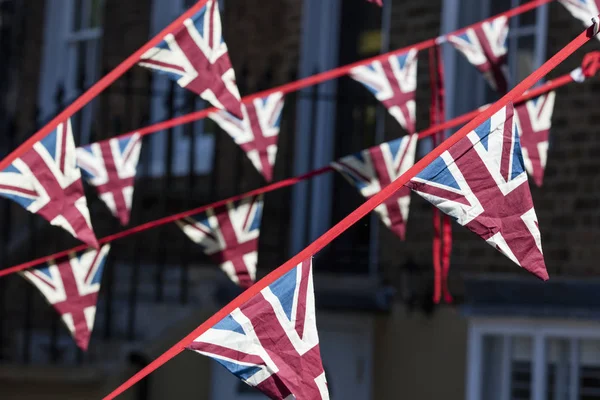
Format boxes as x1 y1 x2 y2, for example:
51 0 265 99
560 0 600 41
138 0 243 118
76 133 142 225
349 49 418 134
514 92 556 187
0 119 98 248
176 195 263 288
187 258 329 400
447 16 509 93
331 134 418 240
209 92 284 182
20 245 111 350
407 103 548 280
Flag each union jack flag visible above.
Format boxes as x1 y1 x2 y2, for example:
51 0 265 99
176 195 263 288
559 0 600 40
349 48 418 134
331 134 418 240
447 16 509 93
138 0 243 118
20 245 111 350
209 92 284 182
0 119 98 248
407 103 548 280
188 257 329 400
514 92 556 187
76 133 142 226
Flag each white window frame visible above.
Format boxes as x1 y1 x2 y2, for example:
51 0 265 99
146 0 225 177
38 0 104 144
466 317 600 400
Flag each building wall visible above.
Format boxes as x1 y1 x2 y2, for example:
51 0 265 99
374 305 468 400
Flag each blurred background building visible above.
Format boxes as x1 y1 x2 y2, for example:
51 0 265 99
0 0 599 399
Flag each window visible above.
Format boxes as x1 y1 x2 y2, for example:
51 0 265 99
290 0 385 275
467 318 600 400
38 0 104 144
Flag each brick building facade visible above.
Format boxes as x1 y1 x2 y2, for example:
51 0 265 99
0 0 600 399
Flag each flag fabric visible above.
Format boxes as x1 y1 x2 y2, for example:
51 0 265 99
331 134 418 240
176 196 263 288
447 16 509 93
209 92 284 182
367 0 383 6
20 245 111 350
0 119 98 248
349 49 418 134
407 103 548 280
76 133 142 226
559 0 600 41
138 0 243 118
187 257 329 400
514 92 556 187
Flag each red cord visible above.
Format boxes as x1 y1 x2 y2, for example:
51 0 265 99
103 20 595 400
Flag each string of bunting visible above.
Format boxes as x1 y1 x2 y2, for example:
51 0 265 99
0 62 590 281
103 19 600 400
0 0 561 250
0 0 597 397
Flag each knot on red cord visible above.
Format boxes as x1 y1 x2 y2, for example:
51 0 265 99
582 51 600 78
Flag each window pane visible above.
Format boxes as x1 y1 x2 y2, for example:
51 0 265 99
481 335 504 400
511 337 532 400
72 0 83 31
89 0 104 28
546 338 570 400
515 35 535 83
519 0 537 26
580 339 600 399
491 0 511 16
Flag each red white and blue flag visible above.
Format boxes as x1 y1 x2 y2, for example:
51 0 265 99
20 245 111 350
514 92 556 187
349 49 418 134
176 195 263 288
407 103 548 280
331 134 418 240
0 119 98 248
559 0 600 41
188 258 329 400
76 133 142 226
138 0 243 118
209 92 284 182
447 16 509 93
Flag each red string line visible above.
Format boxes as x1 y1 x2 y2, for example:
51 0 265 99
103 21 596 400
0 1 210 172
0 166 333 278
107 0 553 144
0 67 582 279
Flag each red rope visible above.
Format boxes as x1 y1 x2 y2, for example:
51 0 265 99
0 65 585 279
0 0 210 172
102 19 596 400
103 0 553 145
